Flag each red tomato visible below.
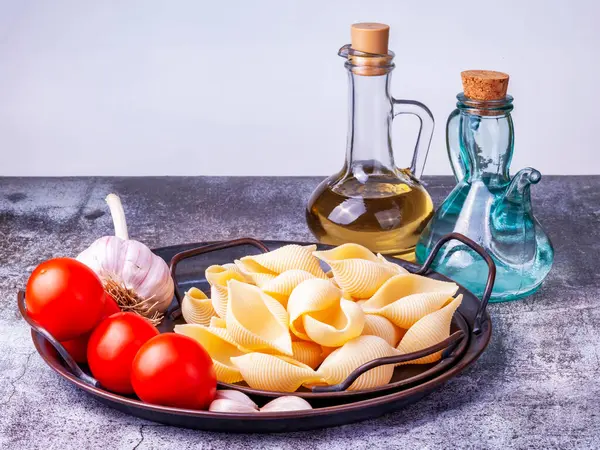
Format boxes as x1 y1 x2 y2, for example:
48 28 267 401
131 333 216 410
60 293 121 363
101 293 122 316
61 335 89 363
26 258 106 341
87 312 159 394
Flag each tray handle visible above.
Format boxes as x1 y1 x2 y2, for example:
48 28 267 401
169 237 270 307
312 329 465 393
17 290 100 388
413 232 496 334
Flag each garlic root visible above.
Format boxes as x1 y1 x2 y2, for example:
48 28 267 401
104 278 163 326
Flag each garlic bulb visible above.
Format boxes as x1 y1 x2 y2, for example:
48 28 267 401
260 396 313 412
77 194 174 314
208 399 258 413
215 390 258 409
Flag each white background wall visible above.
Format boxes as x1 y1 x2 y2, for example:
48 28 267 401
1 0 598 176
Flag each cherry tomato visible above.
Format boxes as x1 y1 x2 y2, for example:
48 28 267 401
101 293 122 316
131 333 216 410
61 335 89 363
60 294 121 363
26 258 106 341
87 312 159 394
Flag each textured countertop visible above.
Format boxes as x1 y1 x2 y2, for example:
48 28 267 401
1 176 598 450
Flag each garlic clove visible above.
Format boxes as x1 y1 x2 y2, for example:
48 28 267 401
260 396 313 412
215 390 258 410
208 399 259 413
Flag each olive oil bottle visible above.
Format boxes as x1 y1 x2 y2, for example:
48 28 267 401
306 23 435 260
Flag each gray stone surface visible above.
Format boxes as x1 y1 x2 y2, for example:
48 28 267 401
0 176 598 450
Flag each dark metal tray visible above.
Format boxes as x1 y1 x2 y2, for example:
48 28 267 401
22 234 493 432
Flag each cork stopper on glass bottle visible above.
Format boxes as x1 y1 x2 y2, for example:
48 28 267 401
461 70 510 101
351 23 389 55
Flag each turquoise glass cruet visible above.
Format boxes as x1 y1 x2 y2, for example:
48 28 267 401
416 88 554 302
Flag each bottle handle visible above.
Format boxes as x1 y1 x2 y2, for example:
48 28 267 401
446 108 467 182
392 99 435 179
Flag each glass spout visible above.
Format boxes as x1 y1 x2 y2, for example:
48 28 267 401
503 167 541 205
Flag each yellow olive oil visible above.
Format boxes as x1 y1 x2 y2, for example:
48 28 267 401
306 171 434 260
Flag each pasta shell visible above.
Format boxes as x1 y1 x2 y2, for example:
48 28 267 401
361 274 459 328
206 264 247 318
231 259 257 284
376 254 410 275
362 314 404 347
396 295 463 365
231 353 324 392
222 262 245 277
181 287 216 326
174 324 245 383
314 245 398 299
364 291 454 329
317 335 398 391
302 299 365 347
314 243 380 262
291 341 324 370
261 270 316 307
320 346 336 359
206 264 247 286
210 316 227 328
241 244 326 278
232 259 276 287
226 280 293 356
288 279 365 346
288 279 341 340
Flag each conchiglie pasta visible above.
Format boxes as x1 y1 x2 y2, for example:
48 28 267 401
317 335 398 390
261 270 316 307
181 287 216 326
361 274 458 328
363 291 454 329
315 243 380 262
314 244 398 299
206 264 247 318
234 259 277 288
376 254 410 275
287 278 341 340
361 314 404 347
241 245 326 278
291 341 324 370
210 316 227 328
226 280 293 356
287 279 365 346
174 324 245 383
302 299 365 347
396 294 463 365
231 353 324 392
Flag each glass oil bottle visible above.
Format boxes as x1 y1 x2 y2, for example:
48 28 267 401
306 23 436 260
416 70 554 301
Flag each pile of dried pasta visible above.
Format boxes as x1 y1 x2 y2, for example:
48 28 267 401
175 243 462 392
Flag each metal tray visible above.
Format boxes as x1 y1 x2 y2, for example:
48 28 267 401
21 233 493 432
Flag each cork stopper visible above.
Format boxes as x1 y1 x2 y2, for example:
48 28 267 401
461 70 509 101
351 23 389 55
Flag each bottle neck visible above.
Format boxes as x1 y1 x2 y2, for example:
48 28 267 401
457 95 514 185
344 69 395 181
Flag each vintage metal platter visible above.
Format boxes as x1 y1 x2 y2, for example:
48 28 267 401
23 234 493 432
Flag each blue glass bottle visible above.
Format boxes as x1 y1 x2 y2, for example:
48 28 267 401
416 81 553 302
